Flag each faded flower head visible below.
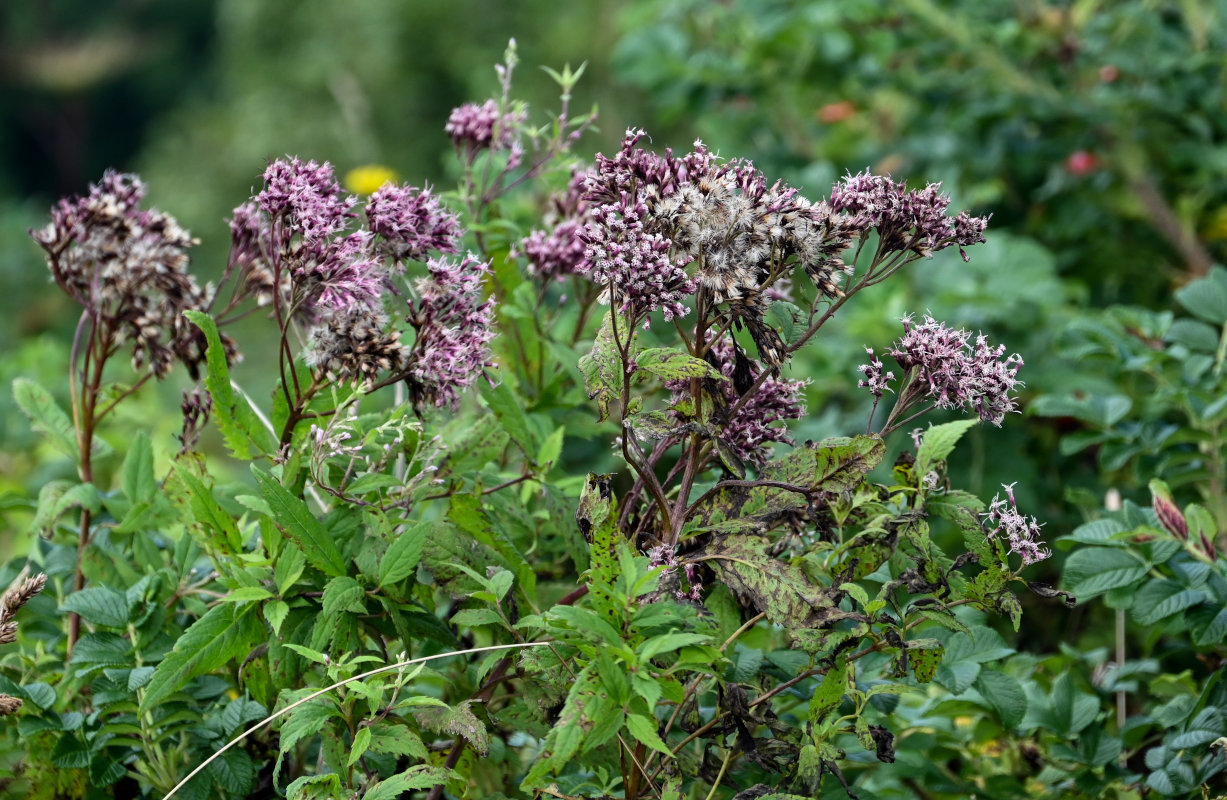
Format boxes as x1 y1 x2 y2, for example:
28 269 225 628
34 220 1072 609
307 310 405 388
983 483 1050 566
404 254 497 410
885 314 1024 425
1 571 47 646
830 170 989 261
366 182 461 263
30 171 230 379
647 544 703 602
522 169 592 282
258 157 356 241
295 232 385 322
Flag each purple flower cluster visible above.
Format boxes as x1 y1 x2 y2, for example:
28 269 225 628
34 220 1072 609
30 171 229 379
521 169 591 282
983 483 1050 565
404 254 497 410
577 129 711 324
258 156 356 240
445 99 526 154
876 314 1024 426
669 340 807 466
231 156 485 396
830 170 989 261
857 347 895 398
366 182 461 263
579 189 696 325
646 544 702 601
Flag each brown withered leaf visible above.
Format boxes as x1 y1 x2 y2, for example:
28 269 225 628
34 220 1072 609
697 534 862 630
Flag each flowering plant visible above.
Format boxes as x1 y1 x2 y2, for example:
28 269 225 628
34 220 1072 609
1 44 1082 800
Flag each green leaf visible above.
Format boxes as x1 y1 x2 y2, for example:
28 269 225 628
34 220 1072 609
222 587 274 604
802 435 887 494
184 310 275 458
626 713 672 756
365 766 457 800
209 748 255 795
173 465 242 552
68 633 131 672
809 659 848 722
378 521 430 587
285 774 341 800
253 466 347 577
13 377 111 461
1194 607 1227 646
578 311 626 421
635 347 724 381
915 418 978 475
905 639 944 683
450 608 505 628
369 724 427 759
638 633 711 661
413 700 489 756
140 603 262 711
1061 547 1148 600
121 430 156 504
60 586 131 629
1132 579 1206 625
975 670 1027 729
481 380 538 460
32 482 101 538
348 726 371 767
1174 265 1227 324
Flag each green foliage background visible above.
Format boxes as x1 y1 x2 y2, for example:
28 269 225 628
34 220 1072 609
2 1 1226 799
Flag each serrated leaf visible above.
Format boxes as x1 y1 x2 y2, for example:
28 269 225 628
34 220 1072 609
578 311 625 421
33 482 101 538
1195 607 1227 646
140 603 262 712
450 608 505 628
209 746 256 795
1132 579 1206 625
365 766 457 800
13 377 111 461
60 586 131 629
638 632 711 661
68 633 131 671
636 347 725 381
481 380 537 460
348 727 371 767
253 466 347 577
975 670 1026 729
378 521 430 587
915 418 978 475
222 587 274 604
414 700 489 756
369 725 427 759
626 713 672 756
697 534 853 629
809 659 848 722
905 639 944 683
184 310 275 458
1061 547 1148 600
1174 265 1227 324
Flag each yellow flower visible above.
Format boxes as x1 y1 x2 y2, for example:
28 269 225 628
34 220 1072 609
344 164 399 195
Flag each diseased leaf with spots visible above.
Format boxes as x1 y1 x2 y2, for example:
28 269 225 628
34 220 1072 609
578 311 626 421
697 534 861 630
904 638 944 683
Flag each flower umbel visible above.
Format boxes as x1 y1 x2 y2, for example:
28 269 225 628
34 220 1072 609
983 483 1050 566
31 171 230 379
865 314 1024 432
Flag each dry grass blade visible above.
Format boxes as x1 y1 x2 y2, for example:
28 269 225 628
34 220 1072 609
160 640 546 800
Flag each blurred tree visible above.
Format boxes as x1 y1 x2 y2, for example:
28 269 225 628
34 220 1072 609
612 0 1227 305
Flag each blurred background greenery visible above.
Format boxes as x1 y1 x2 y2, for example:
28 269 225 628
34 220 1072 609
3 0 1226 603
